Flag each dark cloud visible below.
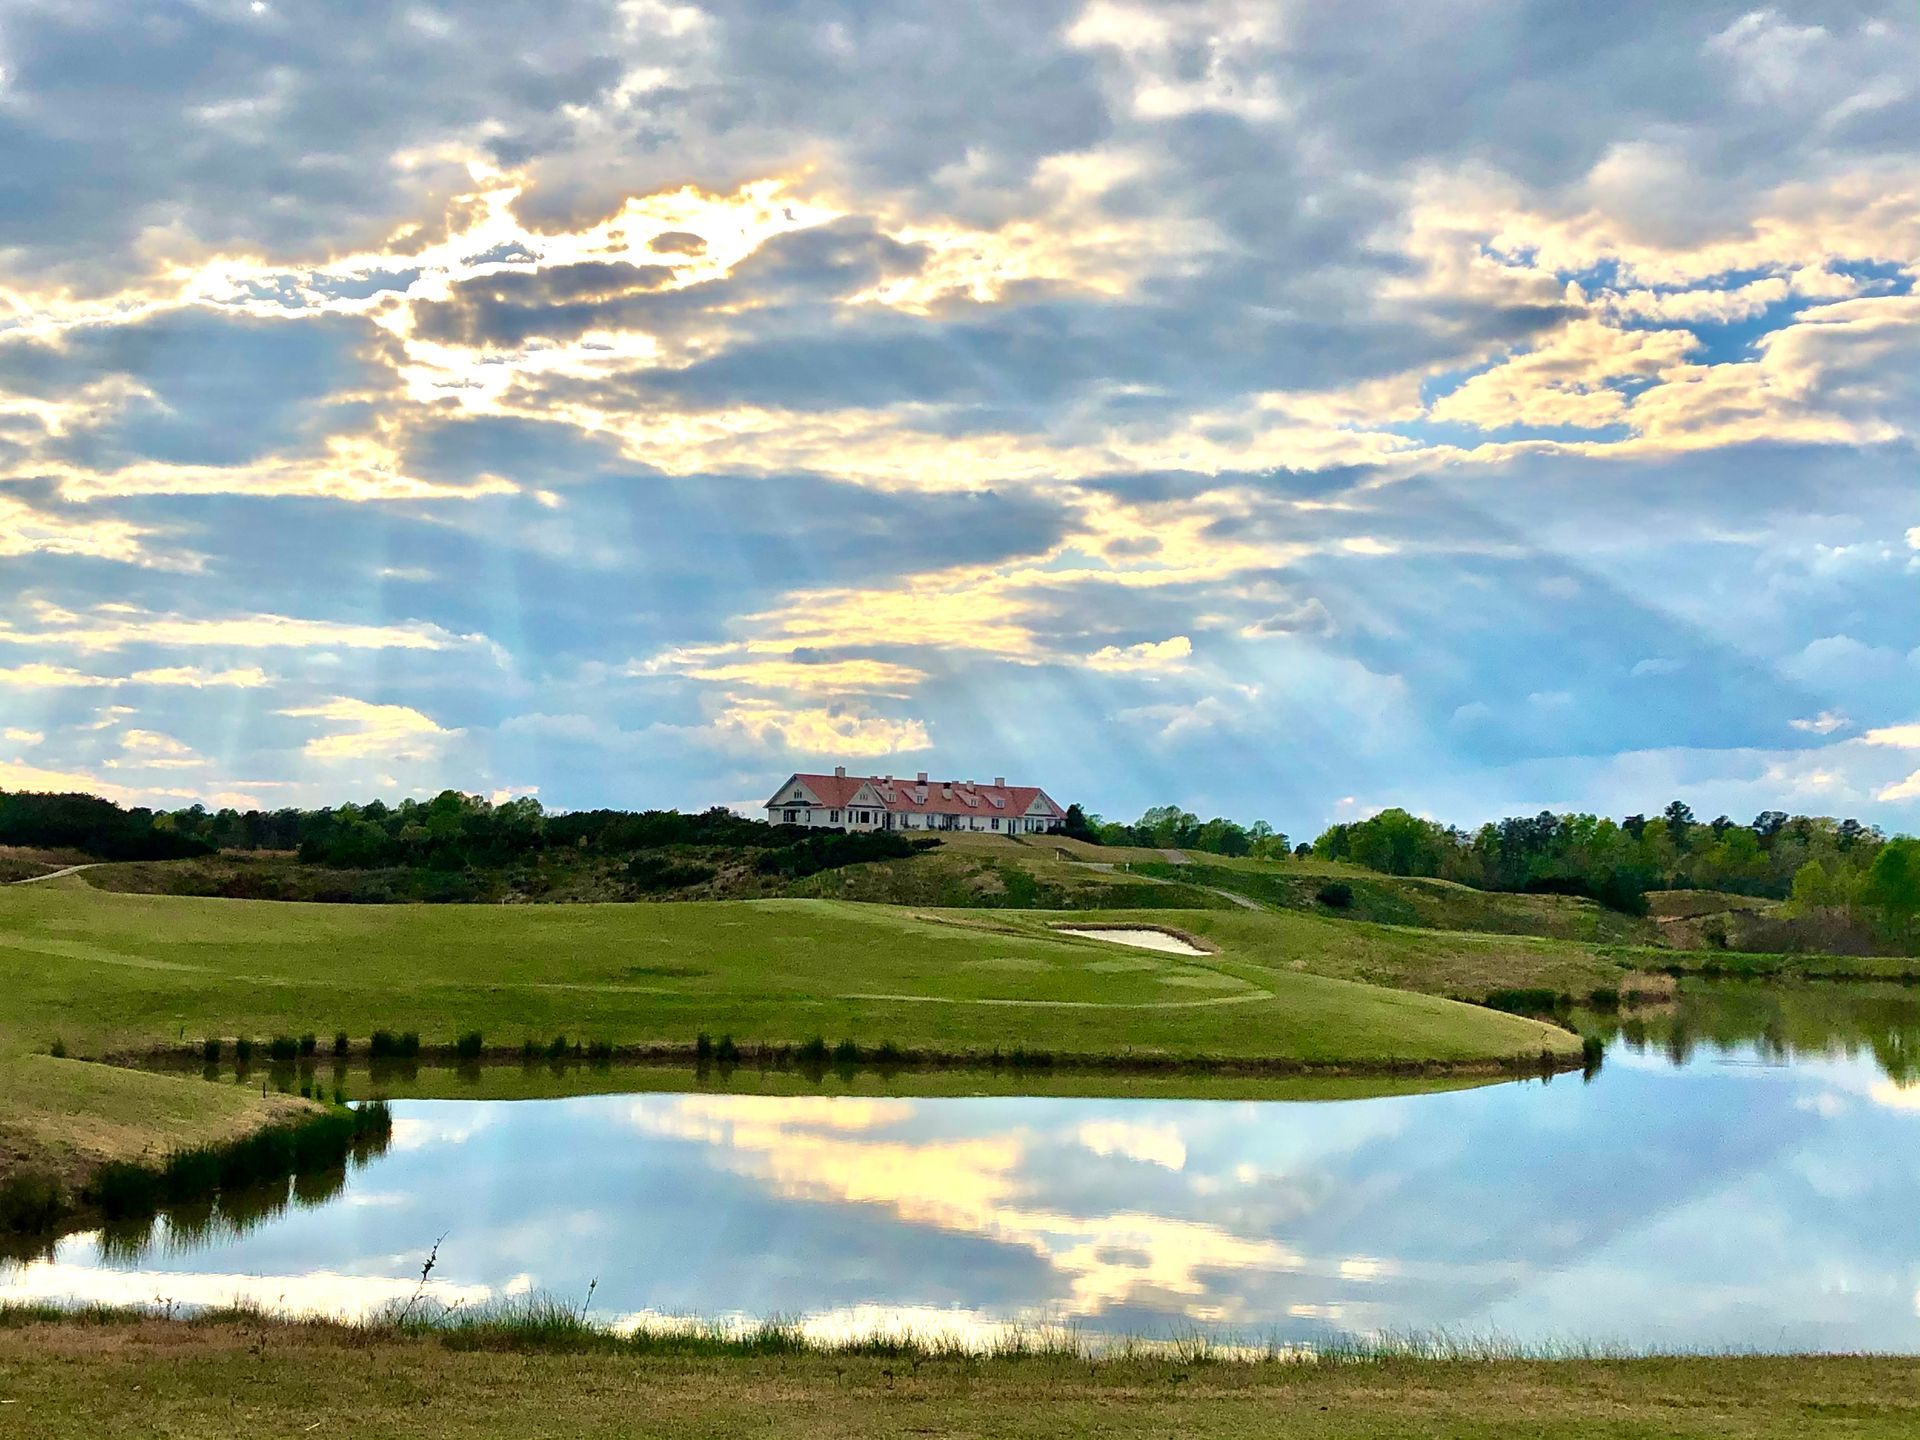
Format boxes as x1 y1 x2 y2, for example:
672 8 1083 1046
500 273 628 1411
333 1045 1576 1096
0 311 390 467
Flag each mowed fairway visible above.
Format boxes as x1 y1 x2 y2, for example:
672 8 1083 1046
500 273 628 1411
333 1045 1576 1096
1 880 1576 1066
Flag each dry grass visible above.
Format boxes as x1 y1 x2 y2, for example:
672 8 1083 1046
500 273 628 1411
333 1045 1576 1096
0 1313 1914 1438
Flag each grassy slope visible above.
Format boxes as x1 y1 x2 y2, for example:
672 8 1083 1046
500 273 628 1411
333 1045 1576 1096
0 880 1575 1067
2 1318 1916 1439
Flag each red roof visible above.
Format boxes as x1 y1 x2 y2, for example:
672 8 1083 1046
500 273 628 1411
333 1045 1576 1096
768 772 1062 819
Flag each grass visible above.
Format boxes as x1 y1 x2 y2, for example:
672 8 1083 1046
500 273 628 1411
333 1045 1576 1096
0 1305 1915 1438
0 879 1584 1196
0 882 1580 1070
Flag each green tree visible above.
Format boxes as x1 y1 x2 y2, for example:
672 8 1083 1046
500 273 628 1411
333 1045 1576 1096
1861 839 1920 949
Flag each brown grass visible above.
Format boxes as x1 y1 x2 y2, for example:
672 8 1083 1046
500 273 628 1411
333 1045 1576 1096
0 1316 1915 1438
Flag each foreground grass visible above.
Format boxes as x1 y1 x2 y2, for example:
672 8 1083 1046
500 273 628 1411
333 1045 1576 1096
0 1308 1914 1438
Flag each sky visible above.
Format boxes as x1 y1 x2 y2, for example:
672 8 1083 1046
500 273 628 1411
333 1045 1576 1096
1 1 1918 834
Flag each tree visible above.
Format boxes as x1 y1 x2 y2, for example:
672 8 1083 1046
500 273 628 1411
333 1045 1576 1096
1663 800 1696 849
1752 811 1788 842
1060 803 1100 843
1788 859 1841 915
1861 839 1920 948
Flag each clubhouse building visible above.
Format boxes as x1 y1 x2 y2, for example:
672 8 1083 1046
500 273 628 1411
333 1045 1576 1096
765 768 1066 835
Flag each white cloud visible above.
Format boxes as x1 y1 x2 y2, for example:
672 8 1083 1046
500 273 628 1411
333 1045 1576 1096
1084 636 1192 674
280 697 459 760
1791 711 1851 735
712 700 930 757
1863 723 1920 749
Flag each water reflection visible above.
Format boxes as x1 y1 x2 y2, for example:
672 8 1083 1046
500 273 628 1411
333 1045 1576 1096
6 980 1920 1351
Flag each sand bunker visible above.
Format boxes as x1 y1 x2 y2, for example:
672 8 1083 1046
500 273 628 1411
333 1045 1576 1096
1056 927 1207 956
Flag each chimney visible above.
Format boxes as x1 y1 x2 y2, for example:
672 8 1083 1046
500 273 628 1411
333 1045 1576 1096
916 772 928 784
834 765 846 778
993 776 1005 787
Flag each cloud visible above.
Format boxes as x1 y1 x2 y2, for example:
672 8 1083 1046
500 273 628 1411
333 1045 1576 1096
280 698 460 761
1864 723 1920 749
712 700 931 757
0 662 270 689
1083 636 1192 673
0 604 477 654
1791 711 1851 735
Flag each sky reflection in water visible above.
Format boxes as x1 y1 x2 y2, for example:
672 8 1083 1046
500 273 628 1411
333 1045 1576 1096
9 985 1920 1351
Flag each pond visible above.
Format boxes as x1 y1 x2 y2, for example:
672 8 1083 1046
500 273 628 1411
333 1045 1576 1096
7 980 1920 1352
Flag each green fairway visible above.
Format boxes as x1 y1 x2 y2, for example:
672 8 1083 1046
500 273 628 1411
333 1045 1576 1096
1 880 1576 1066
0 1314 1915 1439
0 878 1579 1194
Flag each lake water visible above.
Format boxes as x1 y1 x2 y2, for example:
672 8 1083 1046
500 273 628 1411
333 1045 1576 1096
8 981 1920 1352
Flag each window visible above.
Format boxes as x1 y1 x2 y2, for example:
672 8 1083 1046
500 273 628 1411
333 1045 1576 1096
830 810 840 823
991 818 999 829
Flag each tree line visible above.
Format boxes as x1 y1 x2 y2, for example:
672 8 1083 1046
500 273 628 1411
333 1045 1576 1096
1061 803 1291 859
0 789 922 876
1310 802 1919 944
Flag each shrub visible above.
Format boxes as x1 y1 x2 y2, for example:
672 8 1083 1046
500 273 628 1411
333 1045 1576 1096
832 1039 861 1066
267 1035 299 1061
455 1031 484 1061
201 1037 222 1064
626 853 718 892
1316 881 1354 909
694 1032 714 1062
368 1030 397 1059
0 1172 65 1233
587 1040 614 1065
398 1032 421 1059
545 1034 570 1061
1483 988 1567 1016
48 1038 67 1059
332 1031 350 1057
299 1034 318 1057
233 1037 254 1064
796 1037 830 1067
714 1034 741 1065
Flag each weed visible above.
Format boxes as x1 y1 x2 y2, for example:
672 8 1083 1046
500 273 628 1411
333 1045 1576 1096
233 1037 254 1064
47 1039 66 1059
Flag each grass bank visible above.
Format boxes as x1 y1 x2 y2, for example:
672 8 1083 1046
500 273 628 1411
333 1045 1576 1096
0 880 1582 1200
0 882 1580 1071
0 1306 1914 1438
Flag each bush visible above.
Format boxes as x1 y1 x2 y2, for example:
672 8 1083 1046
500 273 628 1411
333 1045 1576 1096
626 853 718 892
0 1172 66 1233
48 1038 67 1059
368 1030 397 1058
714 1034 741 1065
1315 881 1353 909
832 1039 861 1066
332 1031 350 1057
299 1033 318 1057
455 1031 484 1060
201 1037 222 1064
586 1040 614 1065
233 1037 254 1064
1483 987 1567 1015
268 1035 299 1061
